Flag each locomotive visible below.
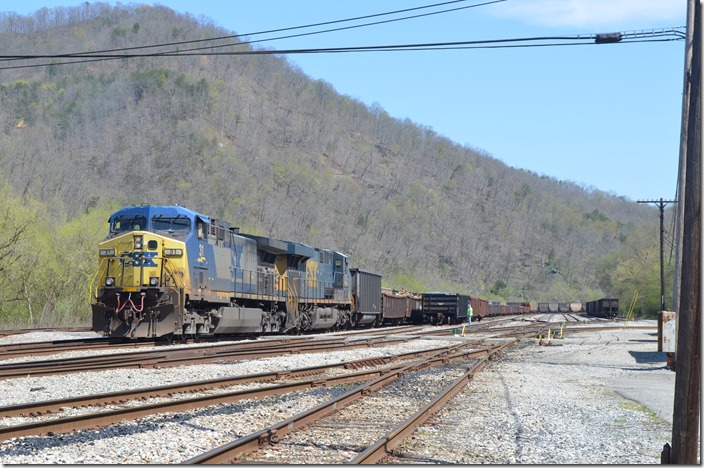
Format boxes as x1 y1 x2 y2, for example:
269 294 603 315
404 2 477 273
90 205 381 338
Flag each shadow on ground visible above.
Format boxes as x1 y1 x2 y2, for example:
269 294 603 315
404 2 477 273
629 350 667 364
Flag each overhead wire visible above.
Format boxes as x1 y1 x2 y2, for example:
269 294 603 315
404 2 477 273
0 0 685 72
0 34 683 71
0 0 506 69
0 0 497 60
0 28 685 59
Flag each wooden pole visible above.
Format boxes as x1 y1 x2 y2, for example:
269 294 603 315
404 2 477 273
669 0 701 463
672 0 698 315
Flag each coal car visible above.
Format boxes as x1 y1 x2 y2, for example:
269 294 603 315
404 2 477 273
585 298 619 319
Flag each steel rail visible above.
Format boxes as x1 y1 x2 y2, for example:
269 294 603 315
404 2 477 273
0 334 422 379
0 364 394 442
350 342 513 464
0 343 498 443
0 324 419 356
562 325 656 332
0 341 477 418
0 326 93 338
183 342 509 464
0 336 177 359
0 336 306 368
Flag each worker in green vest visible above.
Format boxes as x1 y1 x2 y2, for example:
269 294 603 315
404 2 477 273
468 303 474 325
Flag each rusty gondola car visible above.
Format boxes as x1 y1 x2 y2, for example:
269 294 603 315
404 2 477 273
380 288 421 325
470 296 488 321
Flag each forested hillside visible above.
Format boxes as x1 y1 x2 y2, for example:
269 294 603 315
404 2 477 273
0 4 672 326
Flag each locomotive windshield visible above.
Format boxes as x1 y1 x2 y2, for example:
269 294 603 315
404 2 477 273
110 215 147 235
152 216 191 234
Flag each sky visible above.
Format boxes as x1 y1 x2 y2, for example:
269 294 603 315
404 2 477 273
6 1 689 202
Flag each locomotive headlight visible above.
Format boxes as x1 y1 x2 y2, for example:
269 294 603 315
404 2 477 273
134 235 143 249
99 248 115 257
105 277 115 287
163 248 183 257
149 277 159 286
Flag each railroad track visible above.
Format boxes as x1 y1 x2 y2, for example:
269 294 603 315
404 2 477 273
0 321 553 464
0 343 456 417
0 326 93 338
1 341 492 442
0 336 162 360
0 321 536 379
185 342 514 464
0 333 426 379
0 324 422 360
0 320 662 464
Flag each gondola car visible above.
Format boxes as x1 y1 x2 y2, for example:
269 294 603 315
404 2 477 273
418 292 469 325
470 296 488 321
380 288 422 325
585 298 619 319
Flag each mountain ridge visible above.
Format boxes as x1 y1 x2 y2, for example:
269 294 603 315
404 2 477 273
0 3 667 322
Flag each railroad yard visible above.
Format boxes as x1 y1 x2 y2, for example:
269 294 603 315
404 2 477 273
0 314 676 464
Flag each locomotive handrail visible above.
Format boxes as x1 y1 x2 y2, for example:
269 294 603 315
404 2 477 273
88 257 111 301
161 258 184 289
161 258 184 310
286 276 298 318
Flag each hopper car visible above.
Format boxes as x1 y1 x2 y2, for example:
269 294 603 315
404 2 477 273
585 298 619 319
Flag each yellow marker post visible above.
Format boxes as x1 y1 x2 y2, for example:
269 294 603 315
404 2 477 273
461 324 467 337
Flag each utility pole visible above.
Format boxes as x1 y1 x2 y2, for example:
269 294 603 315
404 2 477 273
671 0 698 315
637 198 677 313
665 0 701 464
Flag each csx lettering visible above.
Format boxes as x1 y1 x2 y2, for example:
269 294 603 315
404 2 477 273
120 251 158 267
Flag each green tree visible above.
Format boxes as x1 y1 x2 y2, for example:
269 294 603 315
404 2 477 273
595 240 669 318
0 182 42 326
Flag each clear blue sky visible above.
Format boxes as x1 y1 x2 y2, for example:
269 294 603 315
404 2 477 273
8 1 687 201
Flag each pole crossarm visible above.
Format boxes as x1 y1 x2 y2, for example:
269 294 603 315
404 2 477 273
637 199 678 206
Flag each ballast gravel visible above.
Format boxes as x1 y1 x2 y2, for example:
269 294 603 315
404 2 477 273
0 321 685 464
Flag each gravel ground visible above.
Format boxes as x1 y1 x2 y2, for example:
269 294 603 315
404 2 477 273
0 321 687 464
393 324 678 464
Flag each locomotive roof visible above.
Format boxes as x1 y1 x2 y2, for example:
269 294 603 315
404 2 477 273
109 206 350 259
109 205 210 223
240 234 316 258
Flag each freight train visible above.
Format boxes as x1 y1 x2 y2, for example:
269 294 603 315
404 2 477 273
89 205 606 339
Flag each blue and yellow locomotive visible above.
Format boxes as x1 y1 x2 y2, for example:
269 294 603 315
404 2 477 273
90 205 367 338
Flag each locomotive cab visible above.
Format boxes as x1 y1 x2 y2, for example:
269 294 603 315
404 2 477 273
91 206 198 338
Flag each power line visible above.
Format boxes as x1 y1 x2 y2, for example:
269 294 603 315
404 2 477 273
0 27 684 71
0 0 506 65
170 0 510 55
0 0 683 72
